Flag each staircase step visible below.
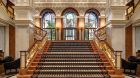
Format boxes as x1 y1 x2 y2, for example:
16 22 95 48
49 46 92 48
28 41 117 78
31 62 110 66
31 74 110 78
29 65 113 70
37 55 101 58
47 50 93 52
29 70 114 74
33 59 107 62
39 52 102 54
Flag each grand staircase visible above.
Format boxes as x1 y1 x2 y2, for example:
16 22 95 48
26 41 123 78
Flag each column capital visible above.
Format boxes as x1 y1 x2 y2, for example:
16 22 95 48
34 16 42 19
55 16 63 19
99 16 106 19
77 16 84 19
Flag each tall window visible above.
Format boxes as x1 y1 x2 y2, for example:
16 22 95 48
42 10 55 40
63 12 77 28
63 9 77 40
85 10 98 40
85 11 98 28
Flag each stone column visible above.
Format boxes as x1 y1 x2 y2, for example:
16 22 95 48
55 16 62 40
14 0 35 58
106 5 127 59
115 51 122 69
78 16 85 40
34 16 42 27
132 19 140 56
99 16 106 28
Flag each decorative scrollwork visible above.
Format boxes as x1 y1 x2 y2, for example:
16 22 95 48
94 26 116 68
96 26 107 41
25 26 48 68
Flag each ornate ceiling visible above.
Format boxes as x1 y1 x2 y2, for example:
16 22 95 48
33 0 107 8
33 0 107 16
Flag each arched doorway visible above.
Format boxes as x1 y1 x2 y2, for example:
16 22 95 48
41 9 56 40
62 8 79 40
84 9 99 40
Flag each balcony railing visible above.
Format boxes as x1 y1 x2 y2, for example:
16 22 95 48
126 0 140 20
0 0 14 20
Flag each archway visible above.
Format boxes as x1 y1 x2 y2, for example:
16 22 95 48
84 9 100 40
41 9 56 40
62 8 79 40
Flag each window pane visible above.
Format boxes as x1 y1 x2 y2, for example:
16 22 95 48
42 10 55 40
85 11 98 40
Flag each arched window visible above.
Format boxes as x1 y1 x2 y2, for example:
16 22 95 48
62 8 78 40
42 11 55 29
85 9 99 40
85 11 98 28
42 9 55 40
63 12 77 28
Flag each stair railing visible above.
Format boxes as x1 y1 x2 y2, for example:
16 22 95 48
20 25 48 74
94 26 122 70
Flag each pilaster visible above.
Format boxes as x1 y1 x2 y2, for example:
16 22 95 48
106 1 127 58
99 16 106 27
107 20 127 58
78 16 85 40
34 16 41 27
14 0 35 58
55 16 62 40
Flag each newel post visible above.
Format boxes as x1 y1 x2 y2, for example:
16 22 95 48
19 51 27 75
115 51 122 69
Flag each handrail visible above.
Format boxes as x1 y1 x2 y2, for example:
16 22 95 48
94 26 116 69
20 25 48 73
26 25 47 67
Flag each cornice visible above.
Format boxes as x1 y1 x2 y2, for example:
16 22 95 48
132 19 140 27
34 3 106 9
110 6 128 10
15 20 34 26
107 20 128 28
14 6 35 13
0 18 15 26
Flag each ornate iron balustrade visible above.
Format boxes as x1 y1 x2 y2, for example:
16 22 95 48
43 28 56 40
20 25 48 73
94 26 122 69
84 28 96 40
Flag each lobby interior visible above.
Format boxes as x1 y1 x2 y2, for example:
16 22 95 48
0 0 140 78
